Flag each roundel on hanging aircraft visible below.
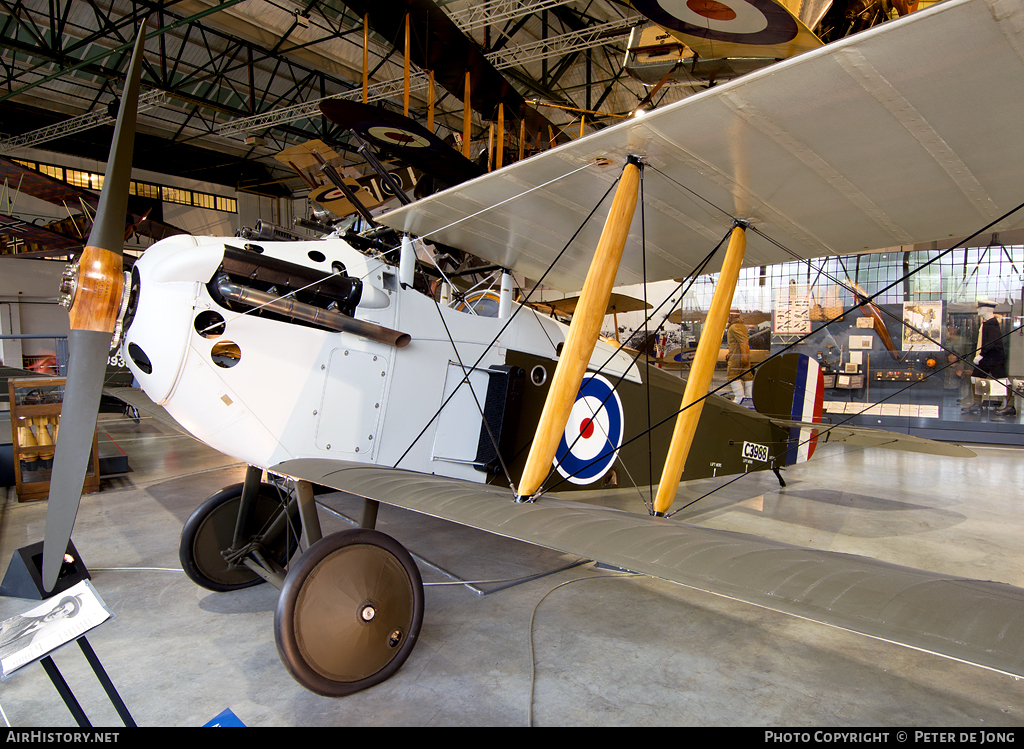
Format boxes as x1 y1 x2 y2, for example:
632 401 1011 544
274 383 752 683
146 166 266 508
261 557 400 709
366 126 432 149
319 187 347 201
553 374 624 485
632 0 799 45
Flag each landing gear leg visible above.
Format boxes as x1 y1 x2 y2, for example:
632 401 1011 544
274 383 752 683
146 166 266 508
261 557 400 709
178 469 302 592
360 499 379 530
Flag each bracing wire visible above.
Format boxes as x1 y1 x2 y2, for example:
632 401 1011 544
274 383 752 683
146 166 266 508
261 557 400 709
392 166 620 471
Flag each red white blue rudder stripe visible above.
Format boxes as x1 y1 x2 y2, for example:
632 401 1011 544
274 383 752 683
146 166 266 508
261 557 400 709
751 353 824 466
786 354 824 464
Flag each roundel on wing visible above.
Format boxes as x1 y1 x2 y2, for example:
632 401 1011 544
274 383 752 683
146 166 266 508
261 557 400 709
366 126 431 149
632 0 799 45
553 374 624 485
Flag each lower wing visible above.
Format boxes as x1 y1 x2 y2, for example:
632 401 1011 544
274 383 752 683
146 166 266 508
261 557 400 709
272 457 1024 680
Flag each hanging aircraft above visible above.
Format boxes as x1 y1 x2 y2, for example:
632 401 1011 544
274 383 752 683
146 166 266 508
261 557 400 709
631 0 824 62
340 0 572 144
623 0 936 88
319 101 485 189
274 138 421 220
18 0 1024 704
0 155 185 258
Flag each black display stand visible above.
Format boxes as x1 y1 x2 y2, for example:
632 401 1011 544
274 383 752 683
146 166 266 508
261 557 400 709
0 540 89 600
40 636 136 727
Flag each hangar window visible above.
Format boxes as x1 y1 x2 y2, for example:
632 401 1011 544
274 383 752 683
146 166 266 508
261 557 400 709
38 164 63 180
21 159 238 215
66 169 103 189
130 181 161 200
193 192 216 209
162 186 191 205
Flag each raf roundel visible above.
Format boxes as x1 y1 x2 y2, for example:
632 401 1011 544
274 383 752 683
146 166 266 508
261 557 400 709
366 126 431 149
553 374 624 485
631 0 799 45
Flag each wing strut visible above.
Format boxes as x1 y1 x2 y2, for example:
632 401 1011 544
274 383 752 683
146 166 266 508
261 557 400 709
516 156 642 501
654 223 747 516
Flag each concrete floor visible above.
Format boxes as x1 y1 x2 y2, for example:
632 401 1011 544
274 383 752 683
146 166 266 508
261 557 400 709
1 410 1023 727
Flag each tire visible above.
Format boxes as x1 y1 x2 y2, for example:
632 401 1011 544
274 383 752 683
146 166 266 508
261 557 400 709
179 481 301 592
274 529 424 696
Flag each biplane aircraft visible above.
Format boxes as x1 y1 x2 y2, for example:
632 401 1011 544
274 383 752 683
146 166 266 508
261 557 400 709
25 0 1024 700
0 155 184 258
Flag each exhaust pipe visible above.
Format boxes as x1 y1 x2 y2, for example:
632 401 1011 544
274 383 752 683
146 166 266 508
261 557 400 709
215 276 411 348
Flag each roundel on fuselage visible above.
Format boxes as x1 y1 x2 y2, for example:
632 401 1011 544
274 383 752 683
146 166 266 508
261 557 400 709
553 373 624 485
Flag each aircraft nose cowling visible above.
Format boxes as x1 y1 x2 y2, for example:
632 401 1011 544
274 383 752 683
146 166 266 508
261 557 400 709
121 236 225 405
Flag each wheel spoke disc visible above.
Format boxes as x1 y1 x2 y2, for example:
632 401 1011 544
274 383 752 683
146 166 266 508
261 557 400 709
184 489 296 589
294 544 414 681
191 498 255 587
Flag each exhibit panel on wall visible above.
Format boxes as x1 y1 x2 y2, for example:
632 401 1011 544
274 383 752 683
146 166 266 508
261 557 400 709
667 245 1024 446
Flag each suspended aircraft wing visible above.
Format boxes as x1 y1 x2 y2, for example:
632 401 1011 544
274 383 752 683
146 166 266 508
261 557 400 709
0 156 100 211
319 101 484 187
272 457 1024 680
0 155 187 248
629 0 824 61
0 214 82 253
379 0 1024 292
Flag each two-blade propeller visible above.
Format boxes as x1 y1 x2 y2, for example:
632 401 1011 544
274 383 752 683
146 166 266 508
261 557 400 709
41 19 148 593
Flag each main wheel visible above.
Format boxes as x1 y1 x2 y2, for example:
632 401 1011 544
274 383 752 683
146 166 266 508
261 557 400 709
274 529 424 697
179 482 301 592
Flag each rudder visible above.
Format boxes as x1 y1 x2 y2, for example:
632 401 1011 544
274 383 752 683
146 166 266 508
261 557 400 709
751 353 824 464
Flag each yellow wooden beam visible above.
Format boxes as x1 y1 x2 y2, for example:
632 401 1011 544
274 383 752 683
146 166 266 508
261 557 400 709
653 224 747 515
428 70 435 133
496 103 505 170
463 72 472 159
362 14 369 104
487 121 494 172
403 14 411 117
516 157 642 500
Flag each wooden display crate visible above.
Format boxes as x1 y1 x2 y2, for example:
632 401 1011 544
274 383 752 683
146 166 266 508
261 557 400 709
8 376 99 502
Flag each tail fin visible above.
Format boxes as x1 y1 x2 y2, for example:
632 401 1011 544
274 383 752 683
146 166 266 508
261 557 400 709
752 353 824 464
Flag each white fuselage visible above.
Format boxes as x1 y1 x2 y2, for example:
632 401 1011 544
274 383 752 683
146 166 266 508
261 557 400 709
122 235 639 482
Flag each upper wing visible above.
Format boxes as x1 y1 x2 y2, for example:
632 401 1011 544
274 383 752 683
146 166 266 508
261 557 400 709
0 155 186 247
379 0 1024 291
272 457 1024 680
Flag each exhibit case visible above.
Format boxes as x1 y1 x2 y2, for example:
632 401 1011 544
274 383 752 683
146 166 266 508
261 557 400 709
7 376 99 501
